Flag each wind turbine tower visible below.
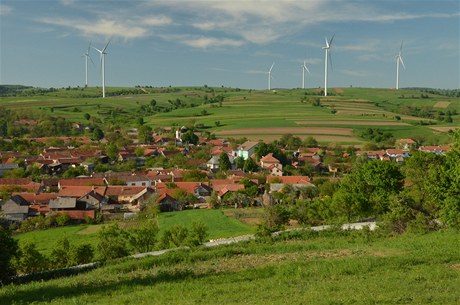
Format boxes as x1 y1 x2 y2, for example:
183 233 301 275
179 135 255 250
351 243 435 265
93 39 112 98
302 60 311 89
395 41 405 90
322 34 334 96
83 42 93 88
268 62 274 90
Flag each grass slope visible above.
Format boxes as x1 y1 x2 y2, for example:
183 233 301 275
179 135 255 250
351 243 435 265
2 230 459 304
13 209 254 255
1 87 458 144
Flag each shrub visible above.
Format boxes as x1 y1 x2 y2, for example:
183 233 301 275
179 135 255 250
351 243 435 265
0 227 18 282
69 244 94 266
56 213 71 227
14 242 48 274
97 223 130 261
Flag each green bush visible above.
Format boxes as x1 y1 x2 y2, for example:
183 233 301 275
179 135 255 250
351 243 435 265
96 223 130 261
0 227 18 282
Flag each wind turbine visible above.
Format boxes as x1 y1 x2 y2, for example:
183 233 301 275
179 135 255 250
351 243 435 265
92 38 112 98
82 42 94 88
395 41 405 90
322 34 335 96
267 62 274 90
302 60 311 89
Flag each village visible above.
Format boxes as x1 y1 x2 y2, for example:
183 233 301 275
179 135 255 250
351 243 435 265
0 127 451 225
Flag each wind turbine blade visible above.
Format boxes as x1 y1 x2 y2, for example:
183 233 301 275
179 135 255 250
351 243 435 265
89 54 95 67
399 56 406 70
400 41 403 52
102 38 112 53
324 37 329 48
92 46 102 54
87 41 92 55
329 34 335 47
304 63 311 74
269 62 274 73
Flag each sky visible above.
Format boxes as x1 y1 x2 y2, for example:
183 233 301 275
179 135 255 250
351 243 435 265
1 0 459 90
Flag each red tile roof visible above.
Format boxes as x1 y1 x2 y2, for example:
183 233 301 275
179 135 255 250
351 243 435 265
59 178 106 187
260 153 280 163
12 192 58 204
267 175 310 184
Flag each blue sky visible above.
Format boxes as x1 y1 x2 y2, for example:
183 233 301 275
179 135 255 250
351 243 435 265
1 0 459 89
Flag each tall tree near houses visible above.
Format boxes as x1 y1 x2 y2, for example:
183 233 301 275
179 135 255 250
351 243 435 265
218 152 232 171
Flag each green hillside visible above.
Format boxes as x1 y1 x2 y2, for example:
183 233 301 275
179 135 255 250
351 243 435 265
1 86 458 144
2 229 459 304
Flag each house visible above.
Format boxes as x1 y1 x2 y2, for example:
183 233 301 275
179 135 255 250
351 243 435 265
11 192 58 205
260 153 282 170
235 141 258 160
418 145 451 155
157 193 181 212
105 174 151 187
0 178 41 193
1 195 30 221
267 175 314 193
58 177 107 189
207 155 220 171
267 164 283 176
0 163 19 177
58 186 107 198
156 182 212 200
49 197 85 211
105 186 154 210
396 138 417 150
386 149 410 161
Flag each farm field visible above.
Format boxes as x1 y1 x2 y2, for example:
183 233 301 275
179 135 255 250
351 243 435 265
2 229 459 304
1 86 459 144
13 209 255 255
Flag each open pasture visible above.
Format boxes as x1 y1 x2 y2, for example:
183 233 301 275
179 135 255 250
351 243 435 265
2 87 458 144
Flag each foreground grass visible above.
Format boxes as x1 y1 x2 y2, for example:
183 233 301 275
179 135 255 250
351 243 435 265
2 230 459 304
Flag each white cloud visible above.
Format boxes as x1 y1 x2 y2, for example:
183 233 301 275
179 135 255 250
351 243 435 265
39 17 149 39
0 4 12 15
161 34 244 49
142 16 173 26
150 0 460 47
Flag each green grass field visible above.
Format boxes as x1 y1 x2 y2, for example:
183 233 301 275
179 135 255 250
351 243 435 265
1 86 459 144
13 209 255 255
2 229 459 304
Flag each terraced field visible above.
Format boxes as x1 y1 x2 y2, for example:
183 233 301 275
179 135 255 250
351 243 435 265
1 86 459 144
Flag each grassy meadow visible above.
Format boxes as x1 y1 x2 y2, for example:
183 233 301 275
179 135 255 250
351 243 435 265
13 209 255 255
2 229 459 304
1 86 459 144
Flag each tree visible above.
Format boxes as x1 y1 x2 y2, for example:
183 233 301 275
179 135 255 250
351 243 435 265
0 227 18 282
218 152 232 171
135 117 144 127
138 125 153 144
84 113 91 120
129 219 159 253
235 156 245 169
186 221 208 246
97 224 130 261
332 160 403 221
92 127 104 141
182 169 208 182
243 157 258 172
256 205 291 237
14 242 48 274
69 243 94 266
50 236 71 268
181 130 198 145
173 189 199 209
